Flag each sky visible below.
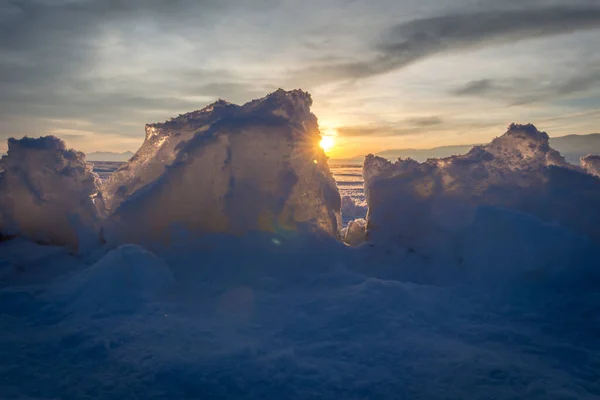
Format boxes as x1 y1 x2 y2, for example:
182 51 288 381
1 0 600 159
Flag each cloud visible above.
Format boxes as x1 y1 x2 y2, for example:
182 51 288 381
407 116 444 127
337 118 499 139
293 5 600 85
452 80 496 96
0 0 271 130
451 67 600 104
192 82 277 105
337 121 440 137
2 0 600 153
337 126 407 137
540 108 600 123
47 128 143 153
551 69 600 98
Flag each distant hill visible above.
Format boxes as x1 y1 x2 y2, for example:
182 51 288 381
375 144 474 163
85 151 134 162
549 134 600 164
331 133 600 165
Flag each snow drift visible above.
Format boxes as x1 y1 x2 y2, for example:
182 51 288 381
102 89 341 245
63 244 174 312
2 218 600 399
0 136 100 250
363 123 600 253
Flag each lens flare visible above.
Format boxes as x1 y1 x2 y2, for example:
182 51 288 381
320 135 335 153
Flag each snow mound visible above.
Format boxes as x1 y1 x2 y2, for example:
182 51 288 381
0 136 100 250
103 89 341 245
364 123 600 249
581 154 600 178
360 205 600 286
64 244 174 311
455 206 600 285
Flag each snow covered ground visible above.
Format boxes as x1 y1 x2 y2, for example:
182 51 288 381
2 200 599 399
1 226 599 399
2 92 600 399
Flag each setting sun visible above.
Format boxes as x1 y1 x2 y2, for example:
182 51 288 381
320 135 335 153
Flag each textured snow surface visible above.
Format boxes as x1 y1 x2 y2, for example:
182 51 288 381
102 89 341 245
1 216 599 399
363 123 600 249
581 154 600 178
62 244 175 312
0 136 100 250
341 195 367 223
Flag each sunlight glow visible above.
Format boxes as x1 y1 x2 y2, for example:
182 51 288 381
320 135 335 153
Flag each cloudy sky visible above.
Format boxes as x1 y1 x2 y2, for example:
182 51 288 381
1 0 600 158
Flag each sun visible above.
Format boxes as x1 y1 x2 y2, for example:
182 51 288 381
320 135 335 153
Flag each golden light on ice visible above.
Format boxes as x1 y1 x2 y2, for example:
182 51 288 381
319 135 335 153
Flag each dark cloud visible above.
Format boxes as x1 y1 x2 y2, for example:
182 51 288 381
57 133 87 140
192 82 277 105
337 116 443 137
337 126 400 137
407 116 444 127
338 122 439 137
337 119 499 138
551 69 600 98
0 0 220 63
294 5 600 85
512 71 600 104
451 67 600 104
452 79 496 96
2 0 600 151
0 0 271 138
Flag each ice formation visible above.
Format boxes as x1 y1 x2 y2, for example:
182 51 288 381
340 195 367 220
363 123 600 251
102 89 341 245
581 154 600 178
0 136 100 250
100 99 238 214
341 217 367 246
